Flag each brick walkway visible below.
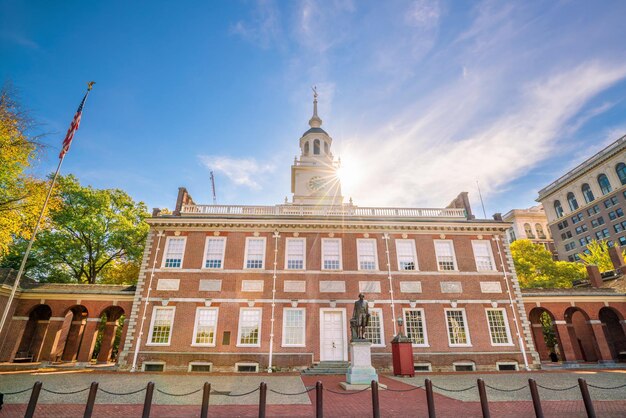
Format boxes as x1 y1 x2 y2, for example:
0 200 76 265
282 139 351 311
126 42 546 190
2 374 626 417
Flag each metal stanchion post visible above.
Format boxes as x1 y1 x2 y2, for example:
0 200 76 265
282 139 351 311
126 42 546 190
83 382 99 418
24 381 42 418
142 382 155 418
316 381 323 418
425 379 436 418
259 382 267 418
201 382 210 418
528 379 544 418
578 378 596 418
477 379 490 418
371 380 380 418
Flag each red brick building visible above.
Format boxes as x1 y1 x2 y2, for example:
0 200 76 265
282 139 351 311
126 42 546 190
114 97 541 373
0 269 134 365
2 97 624 373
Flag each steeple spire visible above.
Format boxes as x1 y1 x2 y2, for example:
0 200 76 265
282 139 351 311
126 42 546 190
309 86 322 128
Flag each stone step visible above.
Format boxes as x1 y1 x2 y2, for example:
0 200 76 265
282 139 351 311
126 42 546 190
302 361 350 375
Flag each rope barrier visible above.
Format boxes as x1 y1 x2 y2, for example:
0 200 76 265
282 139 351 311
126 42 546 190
485 384 527 392
535 383 578 391
1 387 32 395
325 386 372 395
586 383 626 390
41 387 90 395
269 386 316 396
213 387 260 397
384 385 424 392
431 384 475 392
98 387 147 396
155 387 203 397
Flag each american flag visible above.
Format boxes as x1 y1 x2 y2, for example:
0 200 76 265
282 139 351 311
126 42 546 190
59 82 94 159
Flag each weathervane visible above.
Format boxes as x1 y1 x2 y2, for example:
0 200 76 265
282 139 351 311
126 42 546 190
312 85 318 100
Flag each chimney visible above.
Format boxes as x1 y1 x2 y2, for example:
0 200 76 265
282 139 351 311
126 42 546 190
173 187 195 216
586 265 603 288
608 246 626 274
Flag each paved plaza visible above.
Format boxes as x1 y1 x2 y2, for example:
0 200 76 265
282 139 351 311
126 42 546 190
0 369 625 417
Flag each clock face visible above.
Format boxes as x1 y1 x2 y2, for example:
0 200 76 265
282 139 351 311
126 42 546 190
308 176 326 191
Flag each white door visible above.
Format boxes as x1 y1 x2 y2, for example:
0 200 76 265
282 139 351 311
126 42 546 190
321 311 345 361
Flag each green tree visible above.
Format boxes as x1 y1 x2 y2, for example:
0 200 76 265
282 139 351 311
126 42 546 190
578 239 625 272
0 86 53 256
2 175 149 284
510 239 585 288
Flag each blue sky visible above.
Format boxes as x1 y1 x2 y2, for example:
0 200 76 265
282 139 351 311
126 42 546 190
2 1 626 216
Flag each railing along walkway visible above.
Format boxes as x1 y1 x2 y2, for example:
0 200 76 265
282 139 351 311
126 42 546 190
3 377 625 418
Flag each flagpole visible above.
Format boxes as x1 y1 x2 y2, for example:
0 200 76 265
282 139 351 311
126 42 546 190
0 82 95 341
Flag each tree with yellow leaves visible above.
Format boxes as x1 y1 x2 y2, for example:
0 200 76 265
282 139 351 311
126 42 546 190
0 85 53 256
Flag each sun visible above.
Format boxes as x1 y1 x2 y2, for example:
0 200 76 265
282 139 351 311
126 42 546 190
335 155 359 197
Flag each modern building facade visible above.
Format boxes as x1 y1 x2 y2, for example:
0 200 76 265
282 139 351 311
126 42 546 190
502 205 555 255
537 135 626 261
114 96 540 373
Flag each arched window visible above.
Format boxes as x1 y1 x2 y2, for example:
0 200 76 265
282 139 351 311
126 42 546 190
616 163 626 185
314 139 320 155
598 174 612 195
535 223 545 239
524 223 534 238
554 200 564 218
581 183 594 203
567 192 578 211
324 141 329 154
304 142 309 155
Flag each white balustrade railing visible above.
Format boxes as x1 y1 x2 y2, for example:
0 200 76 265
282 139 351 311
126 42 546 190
179 204 466 219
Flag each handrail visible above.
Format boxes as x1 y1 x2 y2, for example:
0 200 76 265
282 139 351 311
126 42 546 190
178 204 467 219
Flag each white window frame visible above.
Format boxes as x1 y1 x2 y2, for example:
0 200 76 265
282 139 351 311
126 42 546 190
395 239 418 271
485 308 513 346
453 362 475 372
444 308 472 347
321 238 342 270
281 307 306 347
471 240 496 272
161 236 186 269
357 238 379 271
403 308 429 347
434 240 458 271
496 361 519 371
147 306 176 346
236 307 262 347
188 362 213 372
235 362 259 373
202 236 227 269
364 308 385 347
285 238 306 270
243 237 266 270
413 363 432 372
191 307 219 347
142 361 166 372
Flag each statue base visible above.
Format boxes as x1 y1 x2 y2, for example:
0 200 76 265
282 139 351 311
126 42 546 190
345 340 379 385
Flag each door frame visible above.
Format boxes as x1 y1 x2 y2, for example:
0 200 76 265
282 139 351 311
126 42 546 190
319 308 348 361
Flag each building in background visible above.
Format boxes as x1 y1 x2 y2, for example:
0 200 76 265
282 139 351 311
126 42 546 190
115 95 539 373
537 135 626 261
502 205 556 256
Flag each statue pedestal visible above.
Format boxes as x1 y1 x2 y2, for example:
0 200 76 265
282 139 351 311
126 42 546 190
340 340 385 390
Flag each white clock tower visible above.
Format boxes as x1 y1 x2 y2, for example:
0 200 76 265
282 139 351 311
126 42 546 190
291 91 343 205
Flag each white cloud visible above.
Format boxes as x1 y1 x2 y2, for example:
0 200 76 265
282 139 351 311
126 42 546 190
199 156 275 190
339 61 626 209
229 0 282 49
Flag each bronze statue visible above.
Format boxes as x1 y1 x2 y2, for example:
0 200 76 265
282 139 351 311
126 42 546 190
351 293 370 341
